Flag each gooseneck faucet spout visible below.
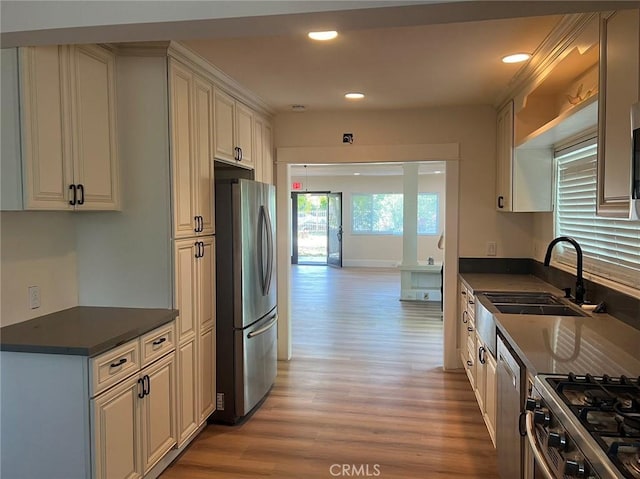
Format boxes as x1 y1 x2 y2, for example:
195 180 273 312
543 236 585 304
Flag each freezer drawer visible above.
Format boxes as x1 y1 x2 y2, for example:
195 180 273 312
234 309 278 416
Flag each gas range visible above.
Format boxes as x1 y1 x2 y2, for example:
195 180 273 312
528 373 640 479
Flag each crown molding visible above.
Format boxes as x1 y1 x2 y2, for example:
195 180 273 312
495 12 601 110
109 40 274 117
167 41 274 118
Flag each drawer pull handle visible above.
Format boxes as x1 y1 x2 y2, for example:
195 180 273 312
110 358 127 368
467 326 474 332
152 337 167 347
466 360 473 367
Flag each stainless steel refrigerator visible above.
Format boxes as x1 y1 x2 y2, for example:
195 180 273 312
213 178 277 424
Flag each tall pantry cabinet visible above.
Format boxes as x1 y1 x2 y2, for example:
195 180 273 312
74 43 275 475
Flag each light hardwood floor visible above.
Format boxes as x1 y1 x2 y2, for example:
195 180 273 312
162 266 498 479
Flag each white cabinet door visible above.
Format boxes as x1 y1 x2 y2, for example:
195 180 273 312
170 60 197 238
475 333 486 413
141 353 177 474
253 115 265 182
20 45 72 210
263 122 274 185
597 9 640 216
496 100 514 212
485 351 497 445
199 237 216 332
69 44 119 210
92 375 142 479
1 48 25 210
177 338 199 446
20 44 119 211
235 102 254 169
174 239 198 342
213 88 236 163
193 75 215 235
199 327 216 424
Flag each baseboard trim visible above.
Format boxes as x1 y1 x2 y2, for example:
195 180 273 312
342 259 399 268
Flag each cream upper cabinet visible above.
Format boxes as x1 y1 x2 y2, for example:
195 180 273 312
213 87 255 169
496 101 514 211
597 9 640 216
253 115 274 184
20 44 119 211
169 61 215 238
263 122 274 185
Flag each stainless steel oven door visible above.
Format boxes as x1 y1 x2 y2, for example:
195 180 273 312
524 411 558 479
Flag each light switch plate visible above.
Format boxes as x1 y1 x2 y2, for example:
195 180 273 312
487 241 497 256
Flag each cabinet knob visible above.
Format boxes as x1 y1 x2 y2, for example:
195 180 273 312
498 196 504 209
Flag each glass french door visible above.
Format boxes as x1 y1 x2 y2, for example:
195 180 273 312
291 191 342 266
327 193 343 268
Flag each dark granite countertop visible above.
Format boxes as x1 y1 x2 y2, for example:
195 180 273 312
0 307 178 357
459 273 640 377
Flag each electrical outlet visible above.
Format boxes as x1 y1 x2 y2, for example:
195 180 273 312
342 133 353 144
487 241 497 256
28 286 40 309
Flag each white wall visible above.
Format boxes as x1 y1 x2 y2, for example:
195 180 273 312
0 212 78 326
276 107 535 259
290 173 445 266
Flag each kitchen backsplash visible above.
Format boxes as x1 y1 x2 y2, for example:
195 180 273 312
459 258 640 331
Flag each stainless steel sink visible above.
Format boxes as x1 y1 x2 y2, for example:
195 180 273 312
492 303 588 317
482 292 562 305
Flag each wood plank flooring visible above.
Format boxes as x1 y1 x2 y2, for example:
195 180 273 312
162 266 498 479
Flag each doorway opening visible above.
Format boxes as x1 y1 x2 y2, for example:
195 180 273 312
291 192 343 266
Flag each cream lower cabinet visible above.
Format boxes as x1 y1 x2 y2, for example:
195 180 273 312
173 236 216 445
91 328 177 479
475 333 497 446
92 352 176 479
18 44 119 210
199 326 216 422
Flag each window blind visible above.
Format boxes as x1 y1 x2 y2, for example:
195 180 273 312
555 141 640 290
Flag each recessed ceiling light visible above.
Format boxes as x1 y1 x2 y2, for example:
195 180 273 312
291 104 306 112
353 172 361 176
434 170 442 174
502 53 531 64
345 92 365 100
308 31 338 41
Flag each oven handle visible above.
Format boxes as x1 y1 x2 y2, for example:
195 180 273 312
525 411 556 479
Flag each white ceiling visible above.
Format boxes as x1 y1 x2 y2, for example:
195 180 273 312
1 1 627 113
184 14 561 112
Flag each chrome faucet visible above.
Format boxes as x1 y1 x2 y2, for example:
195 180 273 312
543 236 586 304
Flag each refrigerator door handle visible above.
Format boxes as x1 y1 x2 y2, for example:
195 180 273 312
246 314 278 339
257 205 268 295
263 204 274 295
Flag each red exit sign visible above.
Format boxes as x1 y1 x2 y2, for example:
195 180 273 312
292 182 303 190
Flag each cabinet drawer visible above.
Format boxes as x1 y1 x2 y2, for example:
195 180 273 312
90 340 140 397
140 322 176 368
